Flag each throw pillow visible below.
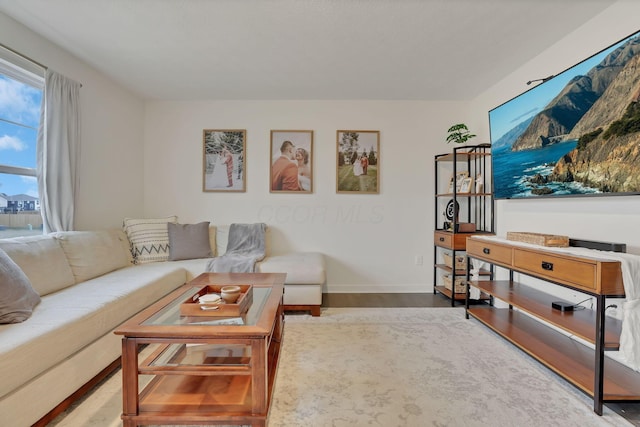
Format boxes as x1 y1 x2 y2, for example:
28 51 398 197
0 247 41 324
167 221 213 261
54 230 132 283
123 216 178 264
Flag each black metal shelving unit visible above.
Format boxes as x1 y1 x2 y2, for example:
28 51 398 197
433 143 494 305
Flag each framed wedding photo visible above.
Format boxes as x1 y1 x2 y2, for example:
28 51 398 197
336 130 379 194
203 129 246 192
270 130 313 193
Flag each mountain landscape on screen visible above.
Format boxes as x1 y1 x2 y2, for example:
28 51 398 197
490 32 640 198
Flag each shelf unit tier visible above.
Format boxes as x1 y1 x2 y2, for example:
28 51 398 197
434 285 490 301
469 280 622 349
436 192 492 197
467 307 640 401
435 151 491 162
433 285 467 301
434 264 492 276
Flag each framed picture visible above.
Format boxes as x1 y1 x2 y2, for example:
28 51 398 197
447 171 469 193
270 130 313 193
336 130 380 194
459 177 473 194
475 173 484 193
203 129 246 192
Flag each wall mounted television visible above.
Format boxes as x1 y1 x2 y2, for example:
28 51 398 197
489 29 640 199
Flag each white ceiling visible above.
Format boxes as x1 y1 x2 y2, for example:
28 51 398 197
0 0 618 101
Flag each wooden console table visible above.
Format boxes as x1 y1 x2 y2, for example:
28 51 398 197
464 236 640 415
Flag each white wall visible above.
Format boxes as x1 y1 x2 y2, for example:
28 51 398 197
0 12 145 230
471 0 640 256
144 100 470 292
12 2 636 294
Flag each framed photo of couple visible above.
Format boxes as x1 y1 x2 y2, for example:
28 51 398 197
270 130 313 193
202 129 246 192
336 130 380 194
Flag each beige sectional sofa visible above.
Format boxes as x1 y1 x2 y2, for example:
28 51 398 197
0 225 325 426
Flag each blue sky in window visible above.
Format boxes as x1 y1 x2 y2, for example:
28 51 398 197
0 74 42 197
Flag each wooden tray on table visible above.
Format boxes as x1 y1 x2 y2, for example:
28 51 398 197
180 284 253 317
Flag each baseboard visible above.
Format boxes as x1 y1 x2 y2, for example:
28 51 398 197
324 283 428 293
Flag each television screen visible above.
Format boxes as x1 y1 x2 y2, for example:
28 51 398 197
489 29 640 199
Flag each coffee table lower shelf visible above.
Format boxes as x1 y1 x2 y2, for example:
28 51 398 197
123 345 281 425
124 375 255 423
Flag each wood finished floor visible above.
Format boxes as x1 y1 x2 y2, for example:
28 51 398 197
322 292 453 308
320 292 640 426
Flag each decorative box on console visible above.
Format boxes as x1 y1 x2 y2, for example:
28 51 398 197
180 284 253 317
506 231 569 247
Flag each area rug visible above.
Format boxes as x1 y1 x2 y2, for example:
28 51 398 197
269 307 628 427
51 308 629 427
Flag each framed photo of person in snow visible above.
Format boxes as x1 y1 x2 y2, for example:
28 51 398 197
203 129 246 192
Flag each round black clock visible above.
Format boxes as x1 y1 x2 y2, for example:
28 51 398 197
445 199 459 221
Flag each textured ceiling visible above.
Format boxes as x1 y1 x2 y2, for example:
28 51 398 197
0 0 618 101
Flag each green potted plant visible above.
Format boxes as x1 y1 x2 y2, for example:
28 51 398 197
446 123 476 144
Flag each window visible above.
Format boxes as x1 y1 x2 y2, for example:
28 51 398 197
0 45 44 238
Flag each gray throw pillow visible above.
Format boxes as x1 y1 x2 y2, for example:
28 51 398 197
168 221 213 261
0 247 41 324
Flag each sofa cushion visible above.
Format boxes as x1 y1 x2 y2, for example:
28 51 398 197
123 216 177 264
258 252 325 284
54 230 133 283
0 262 187 399
168 222 212 261
0 248 41 323
0 235 76 296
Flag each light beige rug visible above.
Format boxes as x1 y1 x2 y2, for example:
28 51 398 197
51 307 630 427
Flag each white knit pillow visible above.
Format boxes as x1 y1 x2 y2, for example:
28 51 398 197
123 216 178 264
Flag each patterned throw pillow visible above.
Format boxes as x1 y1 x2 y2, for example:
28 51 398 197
123 216 178 264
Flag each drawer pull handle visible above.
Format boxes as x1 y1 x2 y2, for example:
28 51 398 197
541 261 554 271
439 237 445 242
483 248 490 254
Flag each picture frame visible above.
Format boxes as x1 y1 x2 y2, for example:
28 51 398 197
270 130 314 193
203 129 246 192
336 130 380 194
475 173 484 193
459 177 473 194
447 171 469 193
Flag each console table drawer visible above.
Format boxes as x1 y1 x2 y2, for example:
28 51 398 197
513 249 596 290
466 239 512 266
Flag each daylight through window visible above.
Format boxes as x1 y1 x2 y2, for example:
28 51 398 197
0 45 44 238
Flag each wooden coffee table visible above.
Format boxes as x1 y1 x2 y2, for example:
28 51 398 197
114 272 286 427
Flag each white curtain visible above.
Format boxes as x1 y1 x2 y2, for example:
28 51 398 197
37 69 81 233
